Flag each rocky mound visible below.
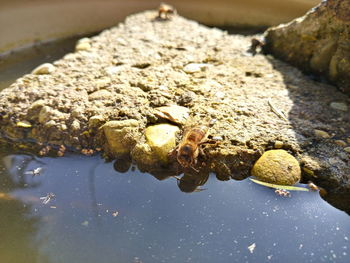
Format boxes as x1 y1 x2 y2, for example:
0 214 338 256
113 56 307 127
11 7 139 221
0 11 349 199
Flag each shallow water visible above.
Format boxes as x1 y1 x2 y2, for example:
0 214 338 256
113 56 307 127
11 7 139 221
0 151 349 263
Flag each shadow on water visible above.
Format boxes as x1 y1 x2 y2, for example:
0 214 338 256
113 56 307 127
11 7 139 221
263 56 350 215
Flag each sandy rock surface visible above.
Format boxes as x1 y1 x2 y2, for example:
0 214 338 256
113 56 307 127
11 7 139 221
264 0 350 95
0 11 349 196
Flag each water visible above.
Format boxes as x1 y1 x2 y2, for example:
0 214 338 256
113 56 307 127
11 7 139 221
0 151 349 263
0 37 349 263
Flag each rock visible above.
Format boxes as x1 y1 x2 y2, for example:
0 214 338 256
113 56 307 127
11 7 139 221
145 124 179 163
154 105 189 125
274 140 284 149
251 150 301 185
177 91 195 106
16 121 32 128
263 0 350 95
330 102 348 112
334 140 347 147
102 120 140 156
183 63 209 73
88 115 105 129
344 147 350 154
70 120 81 131
94 78 111 89
75 38 91 51
38 106 52 123
0 10 349 197
31 63 55 75
314 129 330 139
131 143 155 167
89 89 113 100
105 66 125 75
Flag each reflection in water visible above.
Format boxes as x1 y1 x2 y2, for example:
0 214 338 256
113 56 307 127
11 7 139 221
0 151 49 263
0 150 349 263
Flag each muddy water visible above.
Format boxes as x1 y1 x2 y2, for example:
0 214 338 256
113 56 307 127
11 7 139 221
0 38 349 263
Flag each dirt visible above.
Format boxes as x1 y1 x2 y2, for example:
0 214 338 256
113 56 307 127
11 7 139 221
0 11 349 210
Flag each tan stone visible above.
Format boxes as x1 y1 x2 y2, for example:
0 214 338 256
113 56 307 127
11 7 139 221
251 150 301 185
102 120 140 155
145 124 179 163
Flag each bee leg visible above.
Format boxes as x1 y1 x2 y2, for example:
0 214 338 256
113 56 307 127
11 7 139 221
190 165 200 173
198 146 207 158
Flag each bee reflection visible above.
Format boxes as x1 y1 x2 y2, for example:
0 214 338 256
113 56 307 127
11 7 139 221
176 172 209 193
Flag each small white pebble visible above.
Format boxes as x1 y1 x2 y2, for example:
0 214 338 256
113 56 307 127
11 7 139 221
183 63 208 73
75 42 91 51
32 63 55 75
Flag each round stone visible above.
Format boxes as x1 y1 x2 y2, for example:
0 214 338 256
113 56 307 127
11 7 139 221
251 149 301 185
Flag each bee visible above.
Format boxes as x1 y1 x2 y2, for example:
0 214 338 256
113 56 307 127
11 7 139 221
249 37 264 55
170 120 218 171
158 3 176 20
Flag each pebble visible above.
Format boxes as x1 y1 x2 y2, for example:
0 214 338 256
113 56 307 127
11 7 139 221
32 63 55 75
94 78 111 88
154 105 189 125
145 124 180 163
177 91 195 106
274 140 284 149
183 63 208 73
76 42 91 51
214 91 226 99
344 147 350 153
334 140 347 147
251 149 301 185
105 66 125 75
330 102 348 112
314 129 330 139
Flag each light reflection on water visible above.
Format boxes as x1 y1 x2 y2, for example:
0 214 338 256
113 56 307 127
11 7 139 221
0 152 349 263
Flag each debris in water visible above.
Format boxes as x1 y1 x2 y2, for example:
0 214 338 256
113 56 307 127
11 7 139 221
112 211 119 217
25 167 43 176
248 243 256 253
250 178 309 191
81 220 89 227
40 193 55 204
275 189 291 197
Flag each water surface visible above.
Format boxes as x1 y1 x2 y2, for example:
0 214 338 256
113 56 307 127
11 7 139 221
0 151 349 263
